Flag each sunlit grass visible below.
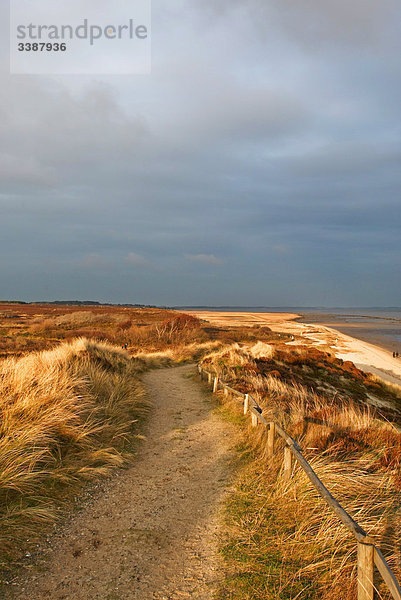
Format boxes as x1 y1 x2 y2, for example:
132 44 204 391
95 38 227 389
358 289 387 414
204 344 401 600
0 338 149 564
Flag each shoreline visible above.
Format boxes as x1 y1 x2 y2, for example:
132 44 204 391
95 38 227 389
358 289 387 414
185 310 401 387
266 320 401 387
295 314 401 355
304 324 401 387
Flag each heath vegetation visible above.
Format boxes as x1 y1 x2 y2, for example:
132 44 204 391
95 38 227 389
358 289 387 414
0 303 283 357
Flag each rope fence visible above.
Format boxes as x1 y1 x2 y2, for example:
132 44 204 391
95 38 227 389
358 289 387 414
198 364 401 600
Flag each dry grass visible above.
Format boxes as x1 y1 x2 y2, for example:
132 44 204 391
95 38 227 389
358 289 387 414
28 311 127 333
368 374 401 400
0 338 149 565
204 344 401 600
132 340 224 367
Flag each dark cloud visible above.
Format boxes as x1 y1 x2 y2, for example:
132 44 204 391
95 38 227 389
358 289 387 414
0 1 400 304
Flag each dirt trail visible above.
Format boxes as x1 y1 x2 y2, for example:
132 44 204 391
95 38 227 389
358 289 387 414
7 365 235 600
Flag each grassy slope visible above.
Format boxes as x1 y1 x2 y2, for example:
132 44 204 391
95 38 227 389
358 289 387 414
203 343 401 600
0 338 150 568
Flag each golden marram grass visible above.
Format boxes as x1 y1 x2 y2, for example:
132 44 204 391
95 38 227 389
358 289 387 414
0 338 149 562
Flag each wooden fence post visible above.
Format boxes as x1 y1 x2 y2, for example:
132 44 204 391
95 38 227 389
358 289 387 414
357 542 374 600
213 376 219 393
283 446 292 480
373 547 401 600
267 422 275 459
244 394 249 414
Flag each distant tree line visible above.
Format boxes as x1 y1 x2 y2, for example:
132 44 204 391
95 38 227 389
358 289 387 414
0 300 169 308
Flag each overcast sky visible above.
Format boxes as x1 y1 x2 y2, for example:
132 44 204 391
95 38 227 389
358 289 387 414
1 1 400 306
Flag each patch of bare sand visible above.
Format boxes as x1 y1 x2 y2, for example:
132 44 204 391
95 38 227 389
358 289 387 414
5 365 236 600
182 310 300 327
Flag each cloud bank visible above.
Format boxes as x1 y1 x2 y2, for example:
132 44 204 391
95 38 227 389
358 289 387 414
0 0 400 305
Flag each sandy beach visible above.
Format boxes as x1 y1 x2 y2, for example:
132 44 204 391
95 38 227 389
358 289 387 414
185 310 401 386
182 310 301 327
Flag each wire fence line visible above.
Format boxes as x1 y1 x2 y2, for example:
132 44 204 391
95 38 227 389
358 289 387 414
198 364 401 600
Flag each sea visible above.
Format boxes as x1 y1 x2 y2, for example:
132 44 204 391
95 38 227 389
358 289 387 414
178 307 401 354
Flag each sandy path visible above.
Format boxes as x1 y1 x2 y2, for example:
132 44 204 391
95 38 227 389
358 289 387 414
6 365 234 600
